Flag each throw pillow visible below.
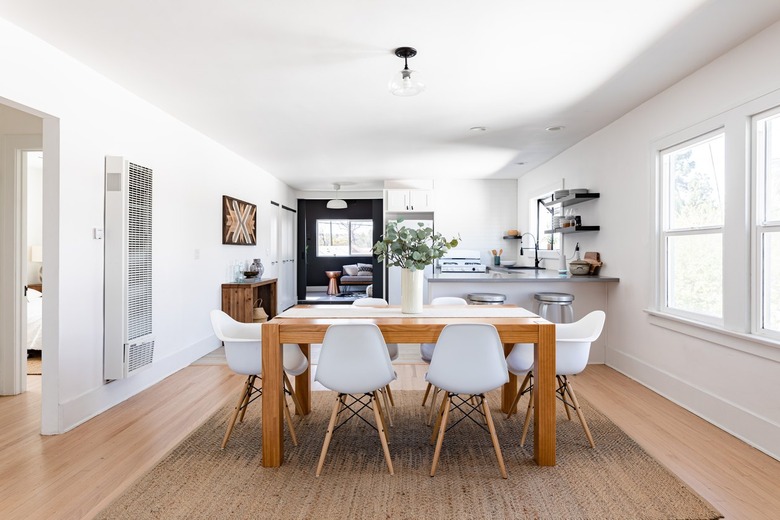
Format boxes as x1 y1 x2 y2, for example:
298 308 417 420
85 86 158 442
343 265 359 276
357 263 373 273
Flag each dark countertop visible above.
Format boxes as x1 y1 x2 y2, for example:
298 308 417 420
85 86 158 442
427 267 619 283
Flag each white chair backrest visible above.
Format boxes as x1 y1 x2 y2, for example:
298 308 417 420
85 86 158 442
556 310 606 376
427 323 509 395
430 296 468 306
352 297 389 307
210 309 262 376
315 323 397 394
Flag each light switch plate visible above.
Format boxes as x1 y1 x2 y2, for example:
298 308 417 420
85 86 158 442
94 227 104 239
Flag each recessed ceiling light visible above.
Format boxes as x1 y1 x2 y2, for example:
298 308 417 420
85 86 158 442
545 125 565 132
515 161 526 166
469 126 487 132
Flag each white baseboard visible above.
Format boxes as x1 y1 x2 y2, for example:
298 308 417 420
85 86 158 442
59 336 220 433
607 347 780 461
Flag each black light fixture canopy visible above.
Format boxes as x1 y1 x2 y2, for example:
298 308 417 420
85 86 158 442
389 46 425 96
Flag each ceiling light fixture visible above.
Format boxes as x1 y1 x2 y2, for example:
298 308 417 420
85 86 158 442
389 47 425 97
326 184 347 209
545 125 566 132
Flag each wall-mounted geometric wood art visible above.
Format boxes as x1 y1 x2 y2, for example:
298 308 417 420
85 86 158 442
222 195 257 245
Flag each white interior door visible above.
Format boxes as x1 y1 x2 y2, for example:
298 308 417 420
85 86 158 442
278 205 296 310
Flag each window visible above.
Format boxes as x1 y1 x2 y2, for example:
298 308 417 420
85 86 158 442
659 131 725 320
755 110 780 335
316 219 373 257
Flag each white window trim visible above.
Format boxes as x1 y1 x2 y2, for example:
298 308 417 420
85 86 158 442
650 87 780 354
752 106 780 341
315 218 373 257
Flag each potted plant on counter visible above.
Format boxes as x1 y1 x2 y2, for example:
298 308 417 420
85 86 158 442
373 219 459 313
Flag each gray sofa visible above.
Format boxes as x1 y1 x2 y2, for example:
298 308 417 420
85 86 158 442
341 263 373 290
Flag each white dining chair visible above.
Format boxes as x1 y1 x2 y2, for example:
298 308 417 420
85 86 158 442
420 296 468 424
426 323 509 478
351 297 397 419
505 310 606 448
210 310 308 449
314 323 397 476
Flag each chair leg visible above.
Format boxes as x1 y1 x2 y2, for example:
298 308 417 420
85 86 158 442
563 377 595 448
427 387 441 427
481 396 508 479
385 384 395 407
380 387 394 426
284 373 304 416
506 371 532 419
372 391 394 475
374 391 390 444
222 376 252 449
430 391 449 444
283 395 298 447
519 386 534 447
238 375 256 423
557 375 572 421
430 393 451 476
421 382 432 407
316 394 342 476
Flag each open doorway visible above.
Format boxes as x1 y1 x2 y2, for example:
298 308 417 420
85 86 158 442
24 151 44 378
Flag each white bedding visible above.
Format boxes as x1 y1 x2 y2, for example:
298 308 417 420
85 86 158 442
27 289 43 351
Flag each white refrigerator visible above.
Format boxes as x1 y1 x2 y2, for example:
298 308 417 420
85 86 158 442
386 218 434 305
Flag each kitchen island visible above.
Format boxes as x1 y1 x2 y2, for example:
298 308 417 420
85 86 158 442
427 267 619 363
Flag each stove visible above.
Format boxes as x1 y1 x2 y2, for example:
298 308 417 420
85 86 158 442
438 249 488 273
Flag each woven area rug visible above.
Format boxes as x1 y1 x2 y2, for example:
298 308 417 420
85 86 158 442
98 391 721 520
26 351 42 375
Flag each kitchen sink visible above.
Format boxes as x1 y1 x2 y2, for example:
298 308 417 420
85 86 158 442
506 265 545 270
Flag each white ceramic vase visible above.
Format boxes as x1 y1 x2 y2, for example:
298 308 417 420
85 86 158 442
401 268 424 314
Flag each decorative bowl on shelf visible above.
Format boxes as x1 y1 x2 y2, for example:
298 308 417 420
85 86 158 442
244 271 259 278
500 260 516 267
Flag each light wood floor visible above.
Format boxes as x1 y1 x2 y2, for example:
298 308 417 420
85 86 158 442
1 362 779 519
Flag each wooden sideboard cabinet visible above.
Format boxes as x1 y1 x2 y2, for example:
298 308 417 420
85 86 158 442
221 278 278 323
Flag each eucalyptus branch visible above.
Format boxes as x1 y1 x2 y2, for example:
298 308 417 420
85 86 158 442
372 218 459 270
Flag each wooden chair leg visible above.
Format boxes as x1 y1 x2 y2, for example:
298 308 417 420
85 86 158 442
372 391 394 475
238 375 256 423
558 375 572 421
427 387 441 427
564 377 595 448
421 382 432 407
481 396 508 479
385 384 395 407
430 391 449 444
316 394 342 476
506 371 532 419
283 396 298 447
222 377 252 449
374 391 390 444
430 394 451 476
284 373 304 416
380 388 394 426
519 387 534 447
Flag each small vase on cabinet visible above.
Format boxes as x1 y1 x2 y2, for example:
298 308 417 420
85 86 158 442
401 268 423 314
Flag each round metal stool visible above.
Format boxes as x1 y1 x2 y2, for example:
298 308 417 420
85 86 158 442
534 292 574 323
467 293 506 305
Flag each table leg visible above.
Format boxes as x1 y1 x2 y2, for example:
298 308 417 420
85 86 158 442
295 343 311 415
501 343 517 414
534 322 556 466
261 321 284 467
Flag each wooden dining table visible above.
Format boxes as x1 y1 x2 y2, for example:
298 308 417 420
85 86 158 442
260 305 557 467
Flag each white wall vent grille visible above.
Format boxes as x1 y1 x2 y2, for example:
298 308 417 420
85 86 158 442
104 156 155 380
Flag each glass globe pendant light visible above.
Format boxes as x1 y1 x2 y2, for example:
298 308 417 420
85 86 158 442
389 47 426 96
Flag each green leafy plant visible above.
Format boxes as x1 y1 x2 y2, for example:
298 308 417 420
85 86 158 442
373 218 459 270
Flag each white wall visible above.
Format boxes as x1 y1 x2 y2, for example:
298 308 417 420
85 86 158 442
434 179 518 265
0 18 296 433
517 21 780 459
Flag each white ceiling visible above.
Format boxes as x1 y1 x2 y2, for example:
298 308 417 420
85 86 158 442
2 0 780 191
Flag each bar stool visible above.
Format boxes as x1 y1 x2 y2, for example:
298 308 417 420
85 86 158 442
534 292 574 323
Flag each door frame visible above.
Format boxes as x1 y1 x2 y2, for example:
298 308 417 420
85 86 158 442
0 135 42 395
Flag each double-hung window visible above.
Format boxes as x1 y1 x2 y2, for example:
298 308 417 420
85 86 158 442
755 110 780 336
659 131 725 321
316 219 373 257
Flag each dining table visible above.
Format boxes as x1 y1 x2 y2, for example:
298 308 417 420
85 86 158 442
260 304 557 467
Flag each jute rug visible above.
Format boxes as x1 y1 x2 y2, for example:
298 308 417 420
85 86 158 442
98 391 721 519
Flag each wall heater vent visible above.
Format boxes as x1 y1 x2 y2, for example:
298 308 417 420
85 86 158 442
104 156 154 380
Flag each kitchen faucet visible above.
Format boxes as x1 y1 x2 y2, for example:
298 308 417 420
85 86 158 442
519 232 542 268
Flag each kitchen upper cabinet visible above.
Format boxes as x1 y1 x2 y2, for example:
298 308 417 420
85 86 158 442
386 189 434 212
